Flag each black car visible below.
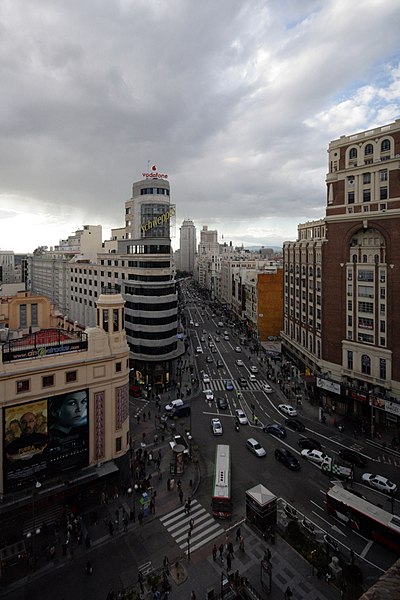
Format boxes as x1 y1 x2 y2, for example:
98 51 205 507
338 448 367 468
217 397 228 410
285 418 305 432
206 356 213 363
263 423 287 439
298 437 321 451
238 376 248 388
275 448 300 470
216 360 224 368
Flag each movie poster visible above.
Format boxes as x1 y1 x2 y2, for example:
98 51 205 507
4 400 48 490
48 388 89 473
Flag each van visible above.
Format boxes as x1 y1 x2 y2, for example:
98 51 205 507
168 403 191 418
165 398 183 412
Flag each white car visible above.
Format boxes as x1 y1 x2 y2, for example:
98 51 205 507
361 473 397 494
194 322 199 327
249 374 256 382
236 359 244 367
203 373 210 384
235 346 241 353
204 389 214 401
165 398 183 412
250 365 258 373
211 418 223 436
246 438 266 458
261 383 273 393
279 404 297 417
189 319 194 325
196 346 203 354
301 449 327 465
224 335 229 340
235 409 248 425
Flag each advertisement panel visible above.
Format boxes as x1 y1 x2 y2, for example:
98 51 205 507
4 400 48 489
3 389 89 491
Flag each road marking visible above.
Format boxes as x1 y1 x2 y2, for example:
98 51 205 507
310 499 325 511
360 539 374 558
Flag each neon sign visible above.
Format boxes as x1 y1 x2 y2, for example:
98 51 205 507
142 164 168 180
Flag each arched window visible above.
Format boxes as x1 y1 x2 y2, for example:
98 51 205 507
374 254 379 264
363 254 368 263
352 255 357 263
381 139 390 152
349 148 357 159
361 354 371 375
364 144 373 155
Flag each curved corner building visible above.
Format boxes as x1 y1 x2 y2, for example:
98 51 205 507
122 177 184 389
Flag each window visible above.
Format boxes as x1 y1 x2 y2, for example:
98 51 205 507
348 191 355 204
116 362 122 373
358 270 373 282
361 354 371 375
20 304 27 327
348 315 352 326
347 351 353 370
66 371 77 383
17 379 30 393
381 139 390 152
348 300 352 311
116 437 122 452
380 321 386 333
364 144 373 155
358 317 373 330
380 288 386 299
103 309 109 332
31 303 38 326
379 358 386 379
358 301 373 313
363 173 371 184
363 189 371 202
380 187 388 200
379 170 388 181
349 148 357 159
42 375 54 388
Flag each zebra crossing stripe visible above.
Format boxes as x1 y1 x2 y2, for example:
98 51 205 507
202 379 267 393
166 506 205 531
177 521 221 547
172 512 211 541
160 500 202 527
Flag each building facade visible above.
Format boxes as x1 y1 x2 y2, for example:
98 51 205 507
282 119 400 430
179 219 196 273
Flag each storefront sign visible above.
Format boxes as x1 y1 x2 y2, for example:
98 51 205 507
316 377 341 395
385 401 400 416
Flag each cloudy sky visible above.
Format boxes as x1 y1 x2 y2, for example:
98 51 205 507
1 0 399 253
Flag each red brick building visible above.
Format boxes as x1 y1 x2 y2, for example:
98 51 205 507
282 119 400 431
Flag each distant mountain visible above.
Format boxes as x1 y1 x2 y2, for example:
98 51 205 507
244 246 282 252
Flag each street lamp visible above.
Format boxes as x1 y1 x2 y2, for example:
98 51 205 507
26 480 42 570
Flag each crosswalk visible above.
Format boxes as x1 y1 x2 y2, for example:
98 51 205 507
202 379 268 393
159 499 223 555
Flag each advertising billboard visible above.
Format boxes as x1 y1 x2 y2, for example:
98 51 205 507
3 389 89 491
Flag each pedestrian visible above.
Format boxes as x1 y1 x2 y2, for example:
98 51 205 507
108 520 114 536
239 536 245 552
184 501 189 514
325 572 332 584
137 414 140 425
167 478 171 491
212 544 217 561
148 410 151 420
219 543 224 562
179 489 184 504
189 518 194 531
123 515 128 532
143 412 146 422
163 555 169 574
86 560 93 575
85 533 91 549
284 586 293 599
227 553 232 571
236 526 241 542
177 479 182 491
227 541 234 557
138 510 143 526
191 591 196 600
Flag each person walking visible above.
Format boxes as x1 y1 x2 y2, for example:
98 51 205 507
239 536 245 552
189 518 194 531
235 526 241 542
227 553 232 571
179 489 184 504
212 544 217 561
86 560 93 575
218 543 224 562
284 586 293 599
190 592 196 600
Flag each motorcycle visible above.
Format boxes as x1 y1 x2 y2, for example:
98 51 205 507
283 503 298 520
302 518 316 536
235 423 240 432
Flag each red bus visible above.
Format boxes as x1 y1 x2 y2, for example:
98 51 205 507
326 484 400 553
211 444 232 519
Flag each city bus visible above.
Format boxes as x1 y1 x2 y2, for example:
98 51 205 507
326 484 400 553
211 444 232 519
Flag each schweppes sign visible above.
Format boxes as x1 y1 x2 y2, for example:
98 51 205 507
141 206 176 234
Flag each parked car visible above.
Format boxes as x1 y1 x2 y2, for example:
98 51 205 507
211 418 223 436
338 449 367 468
235 346 241 353
250 365 258 373
275 448 300 470
285 418 306 432
238 376 248 388
225 379 234 391
215 336 220 342
217 359 224 368
236 359 244 367
298 437 322 451
361 473 397 494
301 449 328 465
196 346 203 354
235 409 248 425
194 322 199 327
263 423 286 439
278 404 297 417
246 438 266 458
223 335 229 341
324 534 341 554
206 355 213 363
217 397 228 410
200 336 205 342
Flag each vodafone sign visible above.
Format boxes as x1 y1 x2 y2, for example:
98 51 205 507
142 165 168 180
